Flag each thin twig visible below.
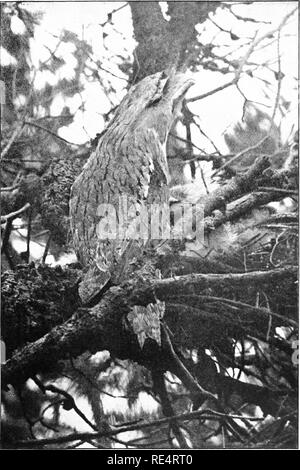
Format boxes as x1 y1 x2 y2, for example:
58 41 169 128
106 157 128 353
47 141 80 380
25 207 32 263
257 187 297 195
1 122 25 160
33 377 99 433
14 407 265 448
42 233 52 264
24 120 82 147
1 203 31 224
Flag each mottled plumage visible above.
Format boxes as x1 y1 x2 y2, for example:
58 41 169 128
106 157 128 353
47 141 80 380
70 71 194 347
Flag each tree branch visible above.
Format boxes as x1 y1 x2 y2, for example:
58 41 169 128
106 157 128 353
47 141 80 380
2 265 297 389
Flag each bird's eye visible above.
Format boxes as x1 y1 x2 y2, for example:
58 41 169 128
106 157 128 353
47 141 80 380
147 96 162 107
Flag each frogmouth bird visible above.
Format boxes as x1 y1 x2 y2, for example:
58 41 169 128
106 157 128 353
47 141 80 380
70 70 194 348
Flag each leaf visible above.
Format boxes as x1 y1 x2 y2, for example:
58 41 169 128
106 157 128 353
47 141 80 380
274 70 285 81
230 31 240 41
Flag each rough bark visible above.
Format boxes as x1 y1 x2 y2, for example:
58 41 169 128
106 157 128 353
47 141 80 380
129 1 219 82
2 266 297 389
1 264 81 356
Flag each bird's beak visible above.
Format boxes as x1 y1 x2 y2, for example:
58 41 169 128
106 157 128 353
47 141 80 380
172 76 195 103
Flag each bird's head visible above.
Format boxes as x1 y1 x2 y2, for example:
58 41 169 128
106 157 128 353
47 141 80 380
160 71 195 117
105 71 195 144
135 71 195 142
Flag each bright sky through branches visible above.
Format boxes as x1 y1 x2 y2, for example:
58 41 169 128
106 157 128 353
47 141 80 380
21 1 298 152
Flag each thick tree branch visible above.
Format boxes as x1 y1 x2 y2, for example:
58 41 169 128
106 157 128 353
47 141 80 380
129 1 219 82
203 155 270 215
2 266 297 389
